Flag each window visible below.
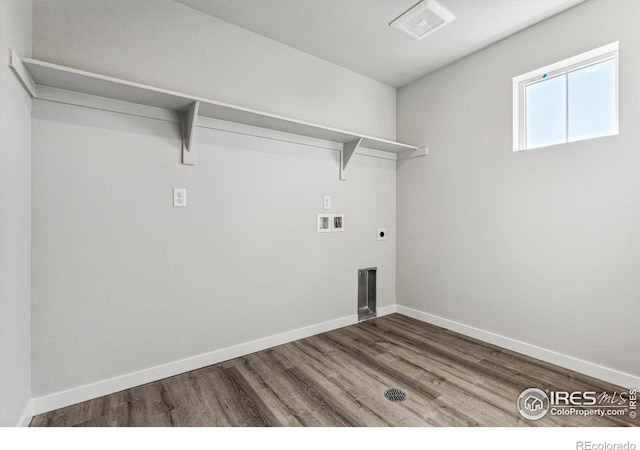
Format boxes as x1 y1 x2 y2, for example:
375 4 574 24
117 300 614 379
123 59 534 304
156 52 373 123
513 42 618 151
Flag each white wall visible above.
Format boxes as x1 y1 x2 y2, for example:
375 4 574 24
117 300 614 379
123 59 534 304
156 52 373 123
397 0 640 384
0 0 32 427
32 0 396 140
31 0 397 401
32 105 396 400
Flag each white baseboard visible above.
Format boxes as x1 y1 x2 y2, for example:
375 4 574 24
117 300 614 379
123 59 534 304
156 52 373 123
396 305 640 389
377 304 397 317
33 313 358 415
35 302 635 417
17 398 34 427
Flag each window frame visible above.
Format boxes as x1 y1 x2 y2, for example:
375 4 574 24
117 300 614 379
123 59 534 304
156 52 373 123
513 41 619 152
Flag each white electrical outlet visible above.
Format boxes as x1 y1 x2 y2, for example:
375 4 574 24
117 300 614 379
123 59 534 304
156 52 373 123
378 228 387 240
173 188 186 207
323 196 331 210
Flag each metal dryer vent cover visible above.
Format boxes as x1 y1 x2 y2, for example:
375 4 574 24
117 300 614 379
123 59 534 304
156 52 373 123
390 0 456 41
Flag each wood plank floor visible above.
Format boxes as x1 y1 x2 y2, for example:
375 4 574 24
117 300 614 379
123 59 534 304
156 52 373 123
30 314 636 427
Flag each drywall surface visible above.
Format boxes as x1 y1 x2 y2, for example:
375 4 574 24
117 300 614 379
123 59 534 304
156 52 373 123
31 0 398 401
0 0 32 427
397 0 640 380
31 104 396 396
32 0 396 141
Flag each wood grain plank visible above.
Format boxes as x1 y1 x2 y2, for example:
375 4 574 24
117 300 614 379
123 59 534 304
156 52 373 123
30 314 637 427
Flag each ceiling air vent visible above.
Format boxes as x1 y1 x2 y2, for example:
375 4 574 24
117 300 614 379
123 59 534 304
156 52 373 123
390 0 455 41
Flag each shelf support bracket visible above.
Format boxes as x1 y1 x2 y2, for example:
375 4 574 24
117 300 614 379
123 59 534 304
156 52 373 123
340 137 363 180
8 49 36 98
397 146 428 161
182 101 200 165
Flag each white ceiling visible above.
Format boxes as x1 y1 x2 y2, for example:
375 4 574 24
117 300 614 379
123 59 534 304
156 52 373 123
175 0 584 88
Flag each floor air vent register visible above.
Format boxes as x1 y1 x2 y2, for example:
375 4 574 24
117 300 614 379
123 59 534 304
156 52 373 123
383 388 407 402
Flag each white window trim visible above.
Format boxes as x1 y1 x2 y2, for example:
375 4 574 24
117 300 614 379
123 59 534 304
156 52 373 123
513 41 619 152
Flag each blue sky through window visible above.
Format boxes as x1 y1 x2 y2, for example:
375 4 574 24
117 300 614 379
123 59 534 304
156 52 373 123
568 59 616 142
526 75 566 149
524 58 616 149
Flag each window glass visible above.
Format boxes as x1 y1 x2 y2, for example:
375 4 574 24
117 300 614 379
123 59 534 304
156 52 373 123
525 75 567 149
513 42 618 151
568 58 616 142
